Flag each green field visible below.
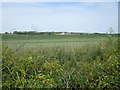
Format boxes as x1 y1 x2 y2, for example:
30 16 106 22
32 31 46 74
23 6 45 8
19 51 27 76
2 34 111 49
2 34 120 89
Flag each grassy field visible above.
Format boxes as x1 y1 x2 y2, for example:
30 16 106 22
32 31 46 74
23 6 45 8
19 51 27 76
2 34 120 89
2 34 110 49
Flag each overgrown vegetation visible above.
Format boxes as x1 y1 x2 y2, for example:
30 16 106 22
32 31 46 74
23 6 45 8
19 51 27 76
2 35 120 89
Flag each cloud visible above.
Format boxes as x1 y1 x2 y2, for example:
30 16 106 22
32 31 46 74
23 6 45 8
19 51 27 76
2 2 118 33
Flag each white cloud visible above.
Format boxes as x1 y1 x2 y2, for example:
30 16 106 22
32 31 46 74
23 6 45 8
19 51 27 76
2 2 118 33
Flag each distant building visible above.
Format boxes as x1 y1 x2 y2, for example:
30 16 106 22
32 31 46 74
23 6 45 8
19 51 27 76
60 32 65 35
13 30 35 33
56 32 72 35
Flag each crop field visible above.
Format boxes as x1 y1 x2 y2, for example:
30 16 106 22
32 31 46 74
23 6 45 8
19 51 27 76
2 34 111 49
1 34 120 89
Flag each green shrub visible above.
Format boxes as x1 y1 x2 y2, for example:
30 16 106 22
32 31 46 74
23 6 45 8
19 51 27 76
2 37 120 89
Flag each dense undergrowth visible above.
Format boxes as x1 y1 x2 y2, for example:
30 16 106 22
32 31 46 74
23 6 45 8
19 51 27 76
2 37 120 89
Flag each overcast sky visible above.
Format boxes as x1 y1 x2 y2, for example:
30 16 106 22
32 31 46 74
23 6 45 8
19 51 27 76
0 1 118 33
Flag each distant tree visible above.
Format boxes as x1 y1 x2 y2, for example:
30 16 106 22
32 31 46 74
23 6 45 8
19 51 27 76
13 31 19 34
5 32 9 34
107 27 114 34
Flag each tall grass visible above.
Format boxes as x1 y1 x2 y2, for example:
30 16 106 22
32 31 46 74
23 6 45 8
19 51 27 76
2 35 119 89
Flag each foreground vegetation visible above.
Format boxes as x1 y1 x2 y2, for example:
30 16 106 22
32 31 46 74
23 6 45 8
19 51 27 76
2 34 120 89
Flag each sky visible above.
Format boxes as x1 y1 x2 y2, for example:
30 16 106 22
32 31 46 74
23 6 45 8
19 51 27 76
1 0 120 2
0 1 118 33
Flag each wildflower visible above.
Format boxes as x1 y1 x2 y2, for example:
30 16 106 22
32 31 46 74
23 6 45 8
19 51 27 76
29 57 32 59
